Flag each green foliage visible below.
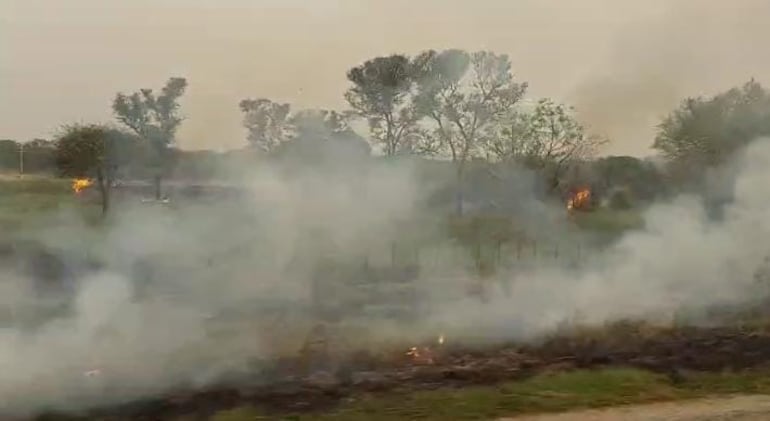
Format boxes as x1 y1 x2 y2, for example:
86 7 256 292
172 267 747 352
590 156 666 202
54 124 137 214
238 98 292 151
571 208 644 233
654 79 770 180
55 124 107 178
448 214 521 277
490 98 604 192
0 139 58 175
113 77 187 147
211 368 770 420
416 50 528 164
608 188 633 210
345 54 427 155
0 139 19 170
55 125 138 178
410 49 529 213
113 77 188 198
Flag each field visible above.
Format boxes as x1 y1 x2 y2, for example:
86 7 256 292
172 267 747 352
34 321 770 420
6 175 770 421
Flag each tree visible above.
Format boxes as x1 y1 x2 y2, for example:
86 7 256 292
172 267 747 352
273 108 371 167
20 139 57 174
345 54 427 155
238 98 292 151
288 109 352 139
0 139 19 171
415 49 528 213
590 156 666 203
490 98 604 192
654 79 770 182
113 77 188 199
54 124 136 215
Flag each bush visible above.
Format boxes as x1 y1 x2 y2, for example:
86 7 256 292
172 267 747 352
608 189 633 210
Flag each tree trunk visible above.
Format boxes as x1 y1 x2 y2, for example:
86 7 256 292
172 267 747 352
455 165 465 216
97 172 110 216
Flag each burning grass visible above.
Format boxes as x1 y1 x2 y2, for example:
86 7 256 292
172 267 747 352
31 319 770 420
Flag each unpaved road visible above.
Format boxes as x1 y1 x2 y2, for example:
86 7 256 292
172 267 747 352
500 395 770 420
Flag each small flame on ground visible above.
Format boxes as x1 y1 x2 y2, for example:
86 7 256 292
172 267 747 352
406 346 435 365
438 334 445 345
72 178 93 194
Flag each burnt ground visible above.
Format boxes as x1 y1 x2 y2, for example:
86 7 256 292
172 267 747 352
25 321 770 421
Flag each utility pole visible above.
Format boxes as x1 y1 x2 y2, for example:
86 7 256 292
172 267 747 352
18 142 24 177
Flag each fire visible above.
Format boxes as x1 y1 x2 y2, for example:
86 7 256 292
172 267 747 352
406 334 445 365
72 178 93 194
406 346 434 365
567 187 591 211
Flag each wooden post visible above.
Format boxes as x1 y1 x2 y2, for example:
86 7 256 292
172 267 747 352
18 142 24 177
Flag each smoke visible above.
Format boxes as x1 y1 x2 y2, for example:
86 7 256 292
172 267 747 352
6 0 769 156
429 138 770 342
0 151 431 416
570 0 770 156
4 137 770 415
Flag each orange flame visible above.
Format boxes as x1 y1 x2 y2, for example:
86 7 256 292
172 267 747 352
567 187 591 211
406 346 434 365
72 178 93 194
406 335 445 365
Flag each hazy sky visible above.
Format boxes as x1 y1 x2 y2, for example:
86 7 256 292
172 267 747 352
2 0 768 156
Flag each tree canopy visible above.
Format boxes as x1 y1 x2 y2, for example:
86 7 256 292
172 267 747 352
54 124 138 214
654 79 770 179
344 54 428 155
113 77 188 199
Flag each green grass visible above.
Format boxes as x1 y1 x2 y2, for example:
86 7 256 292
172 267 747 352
572 208 645 233
208 368 770 421
0 176 101 236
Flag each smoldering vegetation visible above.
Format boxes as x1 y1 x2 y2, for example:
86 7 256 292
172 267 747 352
4 3 770 415
2 136 770 417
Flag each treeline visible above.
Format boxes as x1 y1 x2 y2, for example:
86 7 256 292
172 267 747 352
4 48 770 217
0 137 253 181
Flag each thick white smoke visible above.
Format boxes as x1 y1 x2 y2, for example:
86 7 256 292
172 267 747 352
2 139 770 416
426 138 770 341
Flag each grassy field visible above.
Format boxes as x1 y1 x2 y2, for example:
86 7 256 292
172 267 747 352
208 368 770 421
0 175 644 238
0 174 103 235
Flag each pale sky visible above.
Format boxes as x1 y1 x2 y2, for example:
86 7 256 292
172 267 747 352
2 0 768 156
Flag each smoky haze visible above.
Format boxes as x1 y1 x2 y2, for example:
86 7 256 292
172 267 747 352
3 0 770 416
3 137 770 416
3 0 769 155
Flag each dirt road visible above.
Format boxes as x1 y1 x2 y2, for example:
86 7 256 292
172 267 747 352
501 395 770 420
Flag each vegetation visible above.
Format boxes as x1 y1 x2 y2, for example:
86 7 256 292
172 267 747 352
54 124 140 215
3 42 770 421
113 77 188 199
1 69 767 277
210 368 770 420
654 79 770 185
